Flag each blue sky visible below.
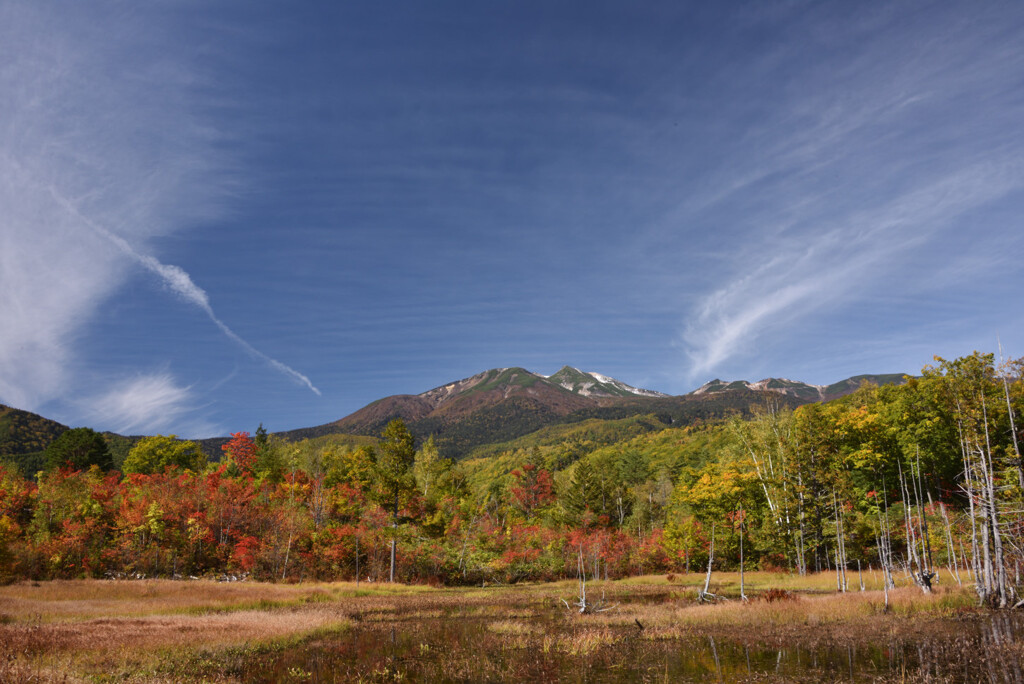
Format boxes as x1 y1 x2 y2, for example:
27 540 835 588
2 1 1023 438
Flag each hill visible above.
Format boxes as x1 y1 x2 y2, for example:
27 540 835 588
0 404 69 474
0 404 68 456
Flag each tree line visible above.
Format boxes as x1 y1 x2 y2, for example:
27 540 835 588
0 351 1021 605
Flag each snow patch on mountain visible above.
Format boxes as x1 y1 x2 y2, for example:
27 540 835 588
586 371 669 397
418 365 668 402
692 378 826 401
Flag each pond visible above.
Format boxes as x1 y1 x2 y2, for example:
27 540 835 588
233 595 1024 683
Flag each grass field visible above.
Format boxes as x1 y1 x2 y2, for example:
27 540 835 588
0 572 1017 682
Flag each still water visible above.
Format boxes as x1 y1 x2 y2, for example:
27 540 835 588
238 602 1024 683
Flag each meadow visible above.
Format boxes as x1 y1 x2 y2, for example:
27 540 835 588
1 572 1021 683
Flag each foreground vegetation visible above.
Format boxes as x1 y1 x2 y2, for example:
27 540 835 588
1 574 1017 682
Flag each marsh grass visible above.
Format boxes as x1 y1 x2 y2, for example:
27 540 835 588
553 627 617 656
486 618 537 635
600 585 976 629
1 606 354 677
620 568 905 593
467 603 537 618
0 573 1010 683
151 621 353 681
0 578 435 623
0 579 344 623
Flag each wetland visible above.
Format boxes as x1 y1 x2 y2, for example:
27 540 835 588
2 573 1023 682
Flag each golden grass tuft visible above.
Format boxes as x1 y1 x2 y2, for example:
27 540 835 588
486 619 537 636
554 628 617 656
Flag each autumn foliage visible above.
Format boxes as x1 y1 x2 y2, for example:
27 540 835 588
0 351 1021 589
222 432 257 475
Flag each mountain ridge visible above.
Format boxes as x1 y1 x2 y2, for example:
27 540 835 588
281 368 909 458
691 373 907 403
1 369 910 463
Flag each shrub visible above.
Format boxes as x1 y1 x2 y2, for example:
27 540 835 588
762 588 797 603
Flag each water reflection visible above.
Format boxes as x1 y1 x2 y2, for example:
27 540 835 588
239 605 1024 683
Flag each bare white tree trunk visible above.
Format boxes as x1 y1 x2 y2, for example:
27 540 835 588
797 474 807 576
938 501 962 586
833 490 845 592
699 523 717 602
739 518 747 601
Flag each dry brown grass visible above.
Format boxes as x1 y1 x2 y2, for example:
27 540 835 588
486 618 538 635
0 579 331 622
0 575 990 683
0 605 354 681
583 583 978 652
0 580 430 681
619 568 922 593
0 578 434 623
552 627 618 656
1 605 352 654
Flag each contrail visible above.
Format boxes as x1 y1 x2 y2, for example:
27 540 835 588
49 187 322 396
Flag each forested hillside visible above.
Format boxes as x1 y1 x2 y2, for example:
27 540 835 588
0 352 1019 608
0 405 67 459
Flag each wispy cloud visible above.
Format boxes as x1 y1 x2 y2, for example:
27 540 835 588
48 188 321 396
679 3 1024 380
0 2 317 423
81 373 219 437
683 164 1021 378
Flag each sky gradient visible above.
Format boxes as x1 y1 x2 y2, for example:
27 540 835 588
3 1 1023 438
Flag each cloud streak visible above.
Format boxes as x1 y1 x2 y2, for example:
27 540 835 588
683 163 1021 378
679 3 1024 380
48 188 321 396
0 2 317 427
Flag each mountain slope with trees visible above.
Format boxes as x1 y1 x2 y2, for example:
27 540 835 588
282 368 907 459
0 405 68 459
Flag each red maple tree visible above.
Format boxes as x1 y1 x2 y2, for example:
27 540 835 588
222 432 257 475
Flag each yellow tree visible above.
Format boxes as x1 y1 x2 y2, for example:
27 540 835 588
375 419 416 582
122 435 206 475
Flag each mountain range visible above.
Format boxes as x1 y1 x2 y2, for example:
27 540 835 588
276 367 907 458
0 367 908 466
691 374 908 403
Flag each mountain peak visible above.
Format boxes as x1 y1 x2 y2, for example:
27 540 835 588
547 366 669 398
418 367 542 406
413 365 668 404
690 377 824 400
